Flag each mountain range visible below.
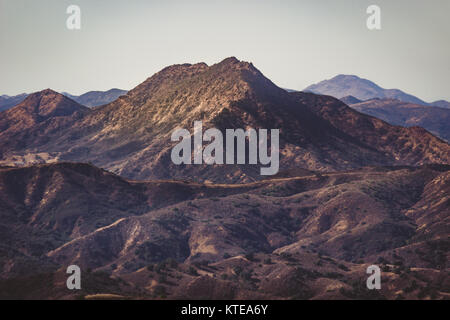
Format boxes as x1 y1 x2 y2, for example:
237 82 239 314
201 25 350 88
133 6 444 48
0 89 127 112
0 162 448 299
346 98 450 142
0 58 448 183
304 75 450 142
0 94 28 112
304 74 450 109
62 89 127 108
0 58 448 300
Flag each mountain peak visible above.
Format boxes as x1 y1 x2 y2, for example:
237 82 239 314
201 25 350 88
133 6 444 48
332 74 360 81
157 62 209 76
0 93 28 112
125 57 276 111
65 88 128 107
305 75 427 105
339 95 362 105
128 62 210 99
1 59 450 183
219 56 240 65
26 88 58 98
6 89 88 120
216 56 257 72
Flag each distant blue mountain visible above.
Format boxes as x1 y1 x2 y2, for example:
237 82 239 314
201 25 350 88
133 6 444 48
0 93 27 112
0 89 127 112
304 75 449 108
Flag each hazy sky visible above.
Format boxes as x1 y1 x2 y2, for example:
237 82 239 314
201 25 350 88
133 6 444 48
1 0 449 101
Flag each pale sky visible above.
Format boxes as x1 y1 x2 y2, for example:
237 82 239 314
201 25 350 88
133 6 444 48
1 0 449 101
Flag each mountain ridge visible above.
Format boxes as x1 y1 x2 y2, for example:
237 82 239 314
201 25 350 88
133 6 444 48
0 93 27 112
1 162 448 299
305 74 449 108
0 58 449 182
1 58 449 299
346 98 450 142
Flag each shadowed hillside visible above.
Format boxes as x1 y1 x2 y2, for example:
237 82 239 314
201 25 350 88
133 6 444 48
0 162 448 299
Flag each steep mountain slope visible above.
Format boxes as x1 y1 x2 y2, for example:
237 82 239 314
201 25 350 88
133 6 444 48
63 89 127 107
1 59 449 182
347 98 450 142
304 74 448 107
291 92 450 166
1 162 448 299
